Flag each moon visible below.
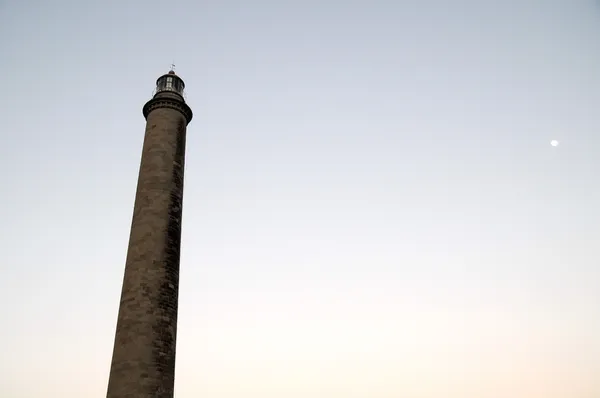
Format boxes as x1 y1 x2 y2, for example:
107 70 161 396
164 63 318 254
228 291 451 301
550 140 559 147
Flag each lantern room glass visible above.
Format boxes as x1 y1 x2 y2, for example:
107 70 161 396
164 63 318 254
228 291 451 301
156 75 184 95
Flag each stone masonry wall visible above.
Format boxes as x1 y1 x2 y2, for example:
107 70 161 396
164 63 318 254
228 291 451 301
106 106 187 398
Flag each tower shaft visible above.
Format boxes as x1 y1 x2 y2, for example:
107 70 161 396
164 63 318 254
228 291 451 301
107 72 192 398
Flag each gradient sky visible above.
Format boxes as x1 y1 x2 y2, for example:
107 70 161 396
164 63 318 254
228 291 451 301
1 0 600 397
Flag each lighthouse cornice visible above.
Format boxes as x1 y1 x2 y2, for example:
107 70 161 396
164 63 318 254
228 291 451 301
143 97 193 125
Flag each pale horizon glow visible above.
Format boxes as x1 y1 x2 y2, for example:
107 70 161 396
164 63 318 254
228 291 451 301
1 1 600 397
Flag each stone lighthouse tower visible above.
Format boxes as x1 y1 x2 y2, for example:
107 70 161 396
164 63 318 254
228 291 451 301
106 69 193 398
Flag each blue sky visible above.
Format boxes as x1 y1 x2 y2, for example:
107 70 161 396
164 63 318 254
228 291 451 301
1 0 599 396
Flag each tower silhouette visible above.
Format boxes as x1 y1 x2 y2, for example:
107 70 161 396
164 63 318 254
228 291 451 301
106 70 193 398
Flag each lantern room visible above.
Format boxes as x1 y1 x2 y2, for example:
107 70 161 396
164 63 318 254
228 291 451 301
155 70 185 96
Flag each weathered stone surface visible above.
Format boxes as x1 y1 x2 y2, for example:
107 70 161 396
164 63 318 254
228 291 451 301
106 88 191 398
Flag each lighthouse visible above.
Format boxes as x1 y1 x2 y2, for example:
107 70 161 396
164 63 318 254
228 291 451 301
106 69 193 398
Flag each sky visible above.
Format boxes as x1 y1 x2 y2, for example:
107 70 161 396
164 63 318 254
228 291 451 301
1 0 600 396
